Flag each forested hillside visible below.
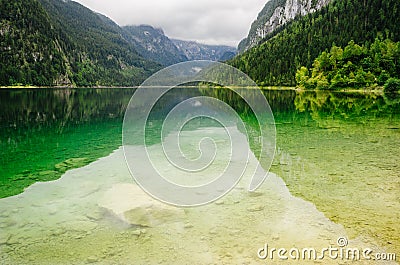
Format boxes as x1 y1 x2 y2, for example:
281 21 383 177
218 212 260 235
0 0 69 86
230 0 400 87
0 0 160 87
296 38 400 90
0 0 238 87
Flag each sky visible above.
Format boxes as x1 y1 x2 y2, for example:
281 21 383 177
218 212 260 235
73 0 267 47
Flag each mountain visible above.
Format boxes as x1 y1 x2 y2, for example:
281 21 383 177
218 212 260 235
0 0 160 87
36 0 161 87
219 51 237 61
230 0 400 86
122 25 187 66
0 0 237 87
172 39 237 61
238 0 331 53
122 25 237 65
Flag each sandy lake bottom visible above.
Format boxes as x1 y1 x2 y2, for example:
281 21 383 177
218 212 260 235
0 127 398 264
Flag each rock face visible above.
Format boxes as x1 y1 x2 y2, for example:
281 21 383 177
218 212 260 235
123 25 188 66
238 0 331 52
123 25 237 65
172 39 237 62
99 183 185 227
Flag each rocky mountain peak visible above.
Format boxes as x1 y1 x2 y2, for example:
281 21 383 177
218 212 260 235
238 0 331 53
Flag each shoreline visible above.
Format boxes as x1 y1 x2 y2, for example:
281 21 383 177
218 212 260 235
0 85 386 94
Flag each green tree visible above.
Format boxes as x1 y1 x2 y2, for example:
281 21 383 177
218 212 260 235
384 78 400 93
296 66 309 87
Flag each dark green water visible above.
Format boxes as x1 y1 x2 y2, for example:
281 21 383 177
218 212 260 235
0 88 133 198
0 87 279 198
0 87 399 255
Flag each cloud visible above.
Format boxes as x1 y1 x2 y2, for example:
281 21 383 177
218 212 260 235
73 0 267 46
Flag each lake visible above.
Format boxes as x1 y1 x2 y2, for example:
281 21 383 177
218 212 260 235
0 87 399 264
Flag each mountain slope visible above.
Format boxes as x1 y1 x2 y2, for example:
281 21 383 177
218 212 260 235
37 0 160 86
231 0 400 86
0 0 237 86
0 0 160 87
0 0 70 86
172 39 236 61
122 25 237 65
122 25 187 66
238 0 331 53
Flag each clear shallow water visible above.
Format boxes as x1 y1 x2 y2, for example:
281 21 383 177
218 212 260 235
272 91 400 256
0 88 399 263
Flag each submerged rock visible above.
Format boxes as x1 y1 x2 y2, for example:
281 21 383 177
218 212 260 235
184 223 194 229
246 204 265 212
131 230 141 236
86 256 99 263
215 200 224 205
99 183 185 227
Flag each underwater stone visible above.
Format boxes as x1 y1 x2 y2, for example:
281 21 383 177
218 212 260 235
248 191 263 197
215 200 224 205
131 230 141 236
246 204 265 212
86 256 98 263
85 212 102 221
99 183 185 227
184 223 194 229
